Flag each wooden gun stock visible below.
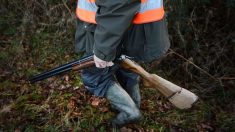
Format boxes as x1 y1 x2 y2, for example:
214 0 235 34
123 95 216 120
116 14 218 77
119 56 198 109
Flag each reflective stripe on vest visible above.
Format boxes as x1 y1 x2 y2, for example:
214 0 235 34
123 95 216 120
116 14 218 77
76 0 164 24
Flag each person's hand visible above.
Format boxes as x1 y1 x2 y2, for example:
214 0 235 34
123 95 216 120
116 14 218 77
94 55 114 68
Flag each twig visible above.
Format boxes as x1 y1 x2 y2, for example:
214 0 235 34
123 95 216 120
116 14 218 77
176 22 186 46
169 49 219 82
218 77 235 80
19 13 28 45
62 0 73 18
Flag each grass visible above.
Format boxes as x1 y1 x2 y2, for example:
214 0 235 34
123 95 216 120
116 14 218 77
1 0 235 131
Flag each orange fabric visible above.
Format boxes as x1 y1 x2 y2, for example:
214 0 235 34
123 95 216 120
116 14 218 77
76 1 164 24
76 8 97 24
86 0 95 3
133 7 165 24
141 0 148 3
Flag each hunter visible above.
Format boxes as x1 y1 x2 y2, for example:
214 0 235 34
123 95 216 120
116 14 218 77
75 0 170 127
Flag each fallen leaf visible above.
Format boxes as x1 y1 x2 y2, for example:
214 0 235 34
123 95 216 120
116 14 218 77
72 111 81 116
0 104 12 113
14 128 21 132
201 123 213 131
120 127 132 132
59 85 66 90
65 75 69 82
67 99 76 110
99 107 109 113
91 98 100 106
73 86 79 90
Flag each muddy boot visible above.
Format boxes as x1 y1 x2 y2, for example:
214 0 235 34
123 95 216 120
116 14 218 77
124 82 141 108
105 83 142 127
115 69 141 108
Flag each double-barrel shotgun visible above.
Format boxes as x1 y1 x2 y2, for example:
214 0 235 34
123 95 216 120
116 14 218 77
29 55 198 109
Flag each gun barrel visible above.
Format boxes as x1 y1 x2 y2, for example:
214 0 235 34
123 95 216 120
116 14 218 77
29 55 93 83
29 67 72 83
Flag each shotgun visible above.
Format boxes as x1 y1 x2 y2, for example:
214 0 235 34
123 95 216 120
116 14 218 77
29 55 198 109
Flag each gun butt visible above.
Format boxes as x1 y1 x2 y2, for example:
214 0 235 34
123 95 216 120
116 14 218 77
120 57 199 109
148 74 199 109
168 88 198 109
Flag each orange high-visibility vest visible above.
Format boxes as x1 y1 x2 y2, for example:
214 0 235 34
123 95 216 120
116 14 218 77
76 0 165 24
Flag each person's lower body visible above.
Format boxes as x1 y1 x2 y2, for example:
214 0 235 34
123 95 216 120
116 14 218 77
81 66 142 127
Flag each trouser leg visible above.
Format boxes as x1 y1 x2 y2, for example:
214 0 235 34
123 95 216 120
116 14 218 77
81 65 118 97
105 83 142 126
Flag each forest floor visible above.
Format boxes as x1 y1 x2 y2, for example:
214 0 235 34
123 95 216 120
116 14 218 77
1 1 235 131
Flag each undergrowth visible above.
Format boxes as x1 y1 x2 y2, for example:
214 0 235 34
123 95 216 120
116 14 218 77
1 0 235 131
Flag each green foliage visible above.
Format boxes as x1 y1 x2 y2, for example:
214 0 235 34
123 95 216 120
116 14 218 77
0 0 234 131
217 112 235 131
44 125 60 132
73 76 84 88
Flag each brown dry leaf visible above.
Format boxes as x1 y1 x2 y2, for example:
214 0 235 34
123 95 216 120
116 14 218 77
163 103 171 110
72 111 81 116
91 98 100 106
67 99 76 110
0 71 12 77
14 129 21 132
48 81 58 89
201 123 213 131
137 128 145 132
59 85 66 90
158 107 165 112
99 107 109 113
73 86 79 90
120 127 132 132
147 129 155 132
0 104 12 113
65 55 70 59
65 75 69 82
